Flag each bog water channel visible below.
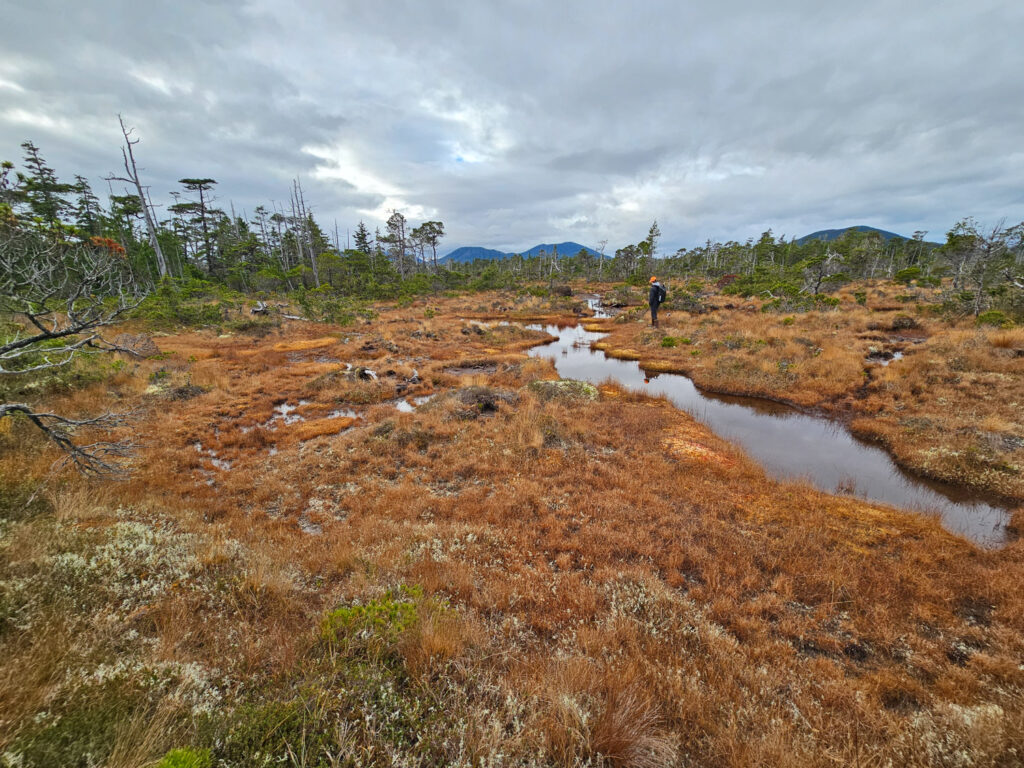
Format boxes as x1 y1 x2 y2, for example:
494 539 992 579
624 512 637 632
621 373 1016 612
527 315 1011 546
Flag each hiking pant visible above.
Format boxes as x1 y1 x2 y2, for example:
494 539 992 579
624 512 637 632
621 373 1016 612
649 302 659 325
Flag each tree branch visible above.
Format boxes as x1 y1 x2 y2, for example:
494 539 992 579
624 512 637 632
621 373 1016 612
0 403 135 476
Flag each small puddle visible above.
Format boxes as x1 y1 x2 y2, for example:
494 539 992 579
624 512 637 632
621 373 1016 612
327 408 359 419
529 324 1010 545
586 297 611 318
193 442 232 471
272 401 309 425
393 394 435 413
866 350 904 366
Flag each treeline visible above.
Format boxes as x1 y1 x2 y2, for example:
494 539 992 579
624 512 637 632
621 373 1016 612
1 136 1022 319
0 138 466 299
663 224 1024 317
608 221 1023 318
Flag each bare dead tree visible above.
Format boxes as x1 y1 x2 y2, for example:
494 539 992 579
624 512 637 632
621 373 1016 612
106 115 168 278
1 229 145 473
292 178 320 288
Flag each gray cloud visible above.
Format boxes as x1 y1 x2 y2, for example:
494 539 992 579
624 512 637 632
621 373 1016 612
2 0 1022 253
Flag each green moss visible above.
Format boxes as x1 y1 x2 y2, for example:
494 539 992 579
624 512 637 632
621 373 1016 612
157 748 212 768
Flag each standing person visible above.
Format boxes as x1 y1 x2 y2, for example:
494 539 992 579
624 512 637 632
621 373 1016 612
648 276 667 328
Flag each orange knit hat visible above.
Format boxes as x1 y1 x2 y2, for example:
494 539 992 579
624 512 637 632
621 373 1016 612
649 276 657 283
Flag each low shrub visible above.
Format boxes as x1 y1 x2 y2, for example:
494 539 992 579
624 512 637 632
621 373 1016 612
321 585 423 659
976 310 1013 328
893 266 921 285
295 288 377 326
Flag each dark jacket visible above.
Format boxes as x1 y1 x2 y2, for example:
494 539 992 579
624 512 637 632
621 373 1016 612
649 281 667 306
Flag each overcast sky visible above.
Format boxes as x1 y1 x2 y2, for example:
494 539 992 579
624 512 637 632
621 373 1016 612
3 0 1023 254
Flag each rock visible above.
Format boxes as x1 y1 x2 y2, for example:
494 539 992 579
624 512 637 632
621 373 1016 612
527 379 599 402
352 366 377 381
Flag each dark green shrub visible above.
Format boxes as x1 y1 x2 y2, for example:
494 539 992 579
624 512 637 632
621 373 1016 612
295 288 376 325
893 266 922 285
976 310 1013 328
131 280 227 329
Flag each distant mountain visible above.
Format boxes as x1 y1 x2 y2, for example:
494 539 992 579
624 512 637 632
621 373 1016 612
795 225 907 245
441 246 510 263
442 241 602 263
516 242 602 259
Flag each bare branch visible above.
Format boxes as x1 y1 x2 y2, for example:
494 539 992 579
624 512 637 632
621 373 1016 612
1 228 147 473
0 403 135 476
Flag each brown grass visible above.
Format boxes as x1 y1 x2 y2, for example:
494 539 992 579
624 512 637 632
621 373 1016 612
2 286 1023 766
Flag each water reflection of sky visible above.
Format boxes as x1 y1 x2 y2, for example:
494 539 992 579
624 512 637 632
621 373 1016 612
529 323 1009 546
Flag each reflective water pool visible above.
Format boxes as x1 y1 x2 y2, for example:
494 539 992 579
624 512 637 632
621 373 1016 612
529 322 1009 546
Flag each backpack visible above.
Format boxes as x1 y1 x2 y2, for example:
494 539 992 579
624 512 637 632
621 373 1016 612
657 283 667 304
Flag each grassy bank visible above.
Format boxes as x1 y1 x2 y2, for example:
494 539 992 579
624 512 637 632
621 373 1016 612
586 281 1024 501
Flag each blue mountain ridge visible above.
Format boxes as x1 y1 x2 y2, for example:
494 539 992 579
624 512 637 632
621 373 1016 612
442 241 601 263
794 225 907 245
443 228 922 263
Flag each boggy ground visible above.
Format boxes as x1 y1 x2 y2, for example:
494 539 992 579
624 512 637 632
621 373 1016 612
584 281 1024 501
1 291 1023 767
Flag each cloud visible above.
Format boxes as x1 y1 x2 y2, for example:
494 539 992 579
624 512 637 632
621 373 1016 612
2 0 1023 253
